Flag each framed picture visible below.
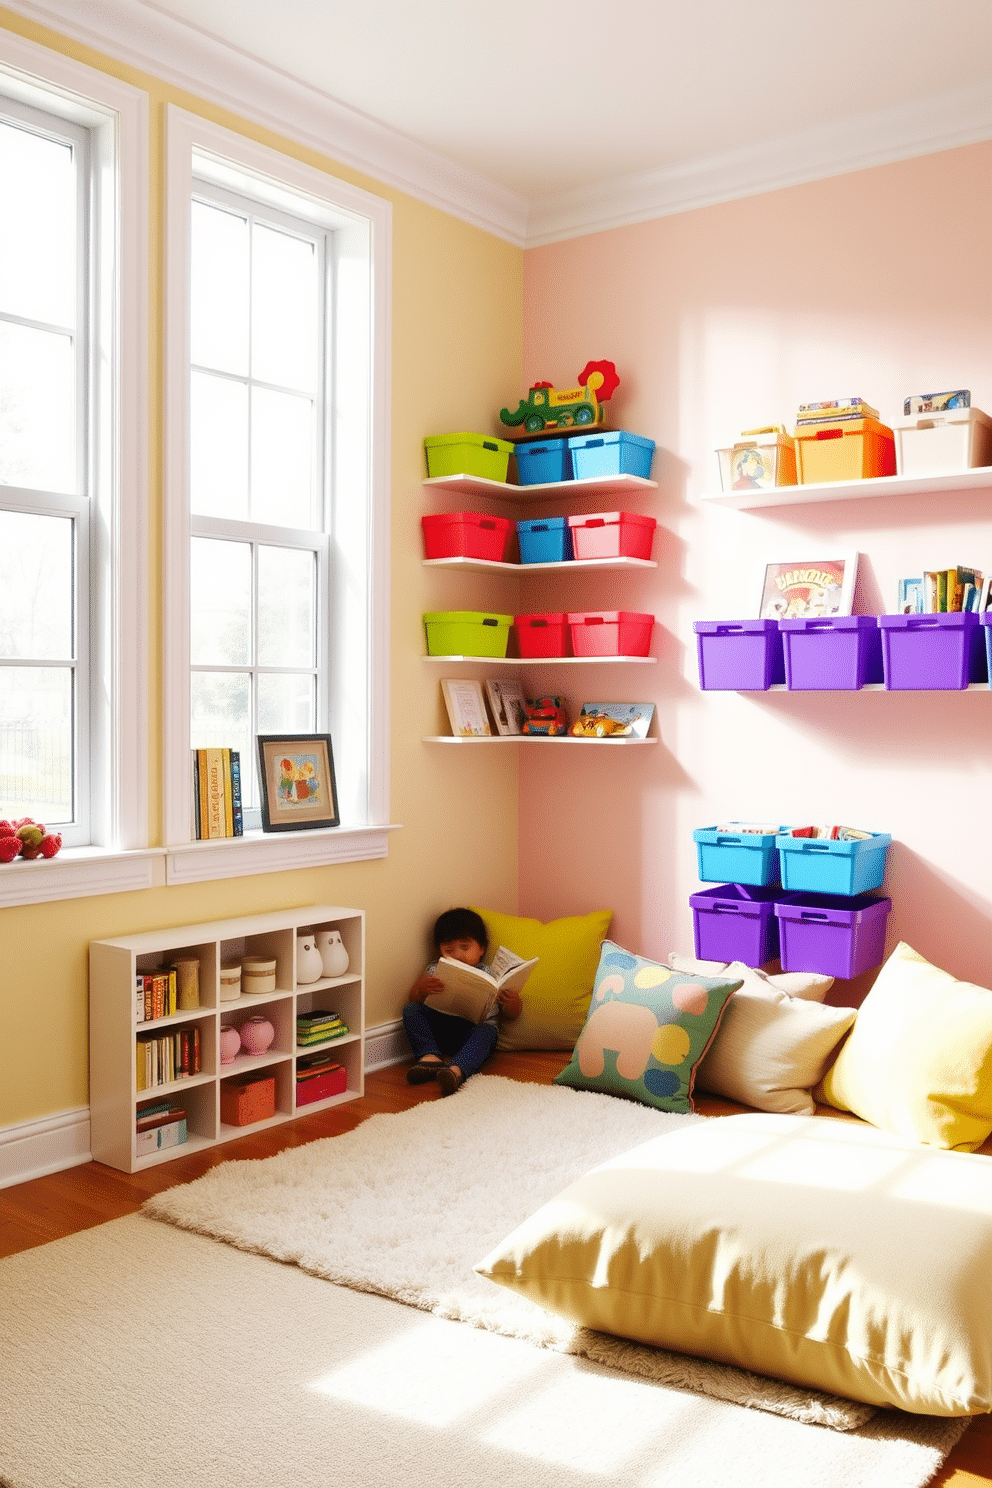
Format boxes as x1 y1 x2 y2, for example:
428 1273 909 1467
256 734 339 832
440 679 491 737
758 553 859 620
484 677 529 736
572 702 655 739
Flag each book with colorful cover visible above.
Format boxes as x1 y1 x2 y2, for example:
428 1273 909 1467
229 750 244 836
903 389 970 415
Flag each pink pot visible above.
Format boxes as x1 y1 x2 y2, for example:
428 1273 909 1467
220 1025 241 1064
239 1014 276 1056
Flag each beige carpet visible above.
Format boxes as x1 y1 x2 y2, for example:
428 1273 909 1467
0 1212 970 1488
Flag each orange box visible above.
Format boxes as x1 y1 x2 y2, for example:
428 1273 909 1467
220 1074 275 1127
794 417 896 484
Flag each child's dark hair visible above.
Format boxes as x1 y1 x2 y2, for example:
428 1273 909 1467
433 907 488 954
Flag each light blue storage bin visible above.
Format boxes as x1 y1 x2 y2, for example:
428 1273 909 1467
567 430 656 481
775 831 891 896
692 826 786 886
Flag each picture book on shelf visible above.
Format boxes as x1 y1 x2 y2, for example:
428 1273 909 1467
899 566 984 614
758 554 857 620
424 944 538 1023
484 677 529 735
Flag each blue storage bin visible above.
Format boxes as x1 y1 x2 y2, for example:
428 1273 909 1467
567 430 656 481
775 831 891 896
690 883 781 966
515 440 571 485
694 619 785 691
516 516 572 564
693 825 786 886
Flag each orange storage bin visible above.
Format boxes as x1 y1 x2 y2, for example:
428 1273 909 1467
794 417 896 484
220 1074 275 1127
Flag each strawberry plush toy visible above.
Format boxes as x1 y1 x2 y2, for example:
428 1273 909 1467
0 817 62 862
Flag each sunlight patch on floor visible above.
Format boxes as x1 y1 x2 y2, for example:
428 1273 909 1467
308 1316 548 1425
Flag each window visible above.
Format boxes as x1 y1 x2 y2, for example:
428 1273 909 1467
0 35 148 903
164 109 391 880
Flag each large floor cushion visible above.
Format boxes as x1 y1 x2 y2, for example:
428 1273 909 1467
476 1112 992 1415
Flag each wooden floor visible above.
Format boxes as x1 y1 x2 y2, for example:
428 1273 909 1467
1 1050 990 1486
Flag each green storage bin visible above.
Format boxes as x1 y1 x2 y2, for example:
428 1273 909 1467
423 610 513 657
424 432 516 482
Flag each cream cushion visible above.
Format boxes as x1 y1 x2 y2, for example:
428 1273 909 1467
817 941 992 1150
665 957 856 1114
476 1112 992 1415
668 953 833 1003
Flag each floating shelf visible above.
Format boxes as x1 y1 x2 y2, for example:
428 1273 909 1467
423 472 658 501
424 654 657 665
422 734 658 744
422 554 657 574
700 466 992 511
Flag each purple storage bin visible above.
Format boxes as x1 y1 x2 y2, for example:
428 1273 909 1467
689 883 781 966
780 616 883 690
693 620 785 691
774 892 891 979
878 612 986 690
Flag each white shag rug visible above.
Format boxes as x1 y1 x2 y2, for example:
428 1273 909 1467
146 1076 888 1432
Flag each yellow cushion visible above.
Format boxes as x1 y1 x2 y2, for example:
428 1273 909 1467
476 1112 992 1415
469 906 612 1051
816 941 992 1150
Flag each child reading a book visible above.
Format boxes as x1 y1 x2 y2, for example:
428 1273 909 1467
403 907 523 1096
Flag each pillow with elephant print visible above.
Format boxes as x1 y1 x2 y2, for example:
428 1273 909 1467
554 941 743 1113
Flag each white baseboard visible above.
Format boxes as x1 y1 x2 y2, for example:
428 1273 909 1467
0 1023 411 1189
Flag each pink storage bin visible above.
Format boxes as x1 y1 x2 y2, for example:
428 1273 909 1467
421 512 514 562
515 612 570 658
567 511 656 561
567 611 654 657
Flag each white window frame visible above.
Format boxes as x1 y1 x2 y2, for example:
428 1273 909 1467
0 34 154 909
163 107 393 884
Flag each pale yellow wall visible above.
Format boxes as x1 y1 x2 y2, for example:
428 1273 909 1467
0 9 524 1127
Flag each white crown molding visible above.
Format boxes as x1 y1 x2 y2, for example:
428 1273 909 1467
2 0 529 244
529 80 992 245
5 2 992 248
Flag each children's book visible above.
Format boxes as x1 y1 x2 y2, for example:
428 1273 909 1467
424 944 538 1023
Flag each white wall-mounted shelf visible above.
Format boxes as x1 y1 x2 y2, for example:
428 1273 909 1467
424 472 658 501
425 654 657 665
422 734 658 744
423 555 656 574
761 683 987 693
700 466 992 510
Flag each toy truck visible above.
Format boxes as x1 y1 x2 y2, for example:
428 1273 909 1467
500 360 619 434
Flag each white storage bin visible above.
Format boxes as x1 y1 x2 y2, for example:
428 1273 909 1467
894 407 992 476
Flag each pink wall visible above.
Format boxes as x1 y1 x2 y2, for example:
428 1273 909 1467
518 141 992 1003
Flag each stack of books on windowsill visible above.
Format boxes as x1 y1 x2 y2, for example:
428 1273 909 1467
192 747 244 839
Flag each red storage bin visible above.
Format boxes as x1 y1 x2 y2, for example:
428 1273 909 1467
421 512 514 562
296 1063 347 1106
515 612 570 658
567 611 654 657
567 511 656 561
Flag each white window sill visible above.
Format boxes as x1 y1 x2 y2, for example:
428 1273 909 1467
0 826 401 906
165 824 402 885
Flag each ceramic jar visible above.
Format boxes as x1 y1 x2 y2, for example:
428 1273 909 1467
296 933 324 986
219 1025 241 1064
316 928 350 979
239 1015 275 1056
171 956 200 1011
241 956 277 995
219 962 242 1001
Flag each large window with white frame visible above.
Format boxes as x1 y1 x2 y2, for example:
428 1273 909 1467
0 39 147 894
164 108 391 876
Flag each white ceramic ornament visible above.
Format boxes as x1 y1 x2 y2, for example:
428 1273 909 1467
316 928 350 979
296 933 324 985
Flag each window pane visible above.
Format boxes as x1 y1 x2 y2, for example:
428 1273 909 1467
0 511 73 659
251 385 313 526
190 200 248 376
190 538 251 665
0 121 75 327
191 669 250 752
0 322 74 493
257 672 314 734
252 222 317 391
0 664 72 822
257 546 315 668
190 370 249 518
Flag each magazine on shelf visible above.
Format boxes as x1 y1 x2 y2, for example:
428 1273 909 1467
424 945 538 1023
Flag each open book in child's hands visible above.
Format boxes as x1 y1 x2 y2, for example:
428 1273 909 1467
424 945 538 1024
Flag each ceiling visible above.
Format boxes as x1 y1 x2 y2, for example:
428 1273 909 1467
22 0 992 243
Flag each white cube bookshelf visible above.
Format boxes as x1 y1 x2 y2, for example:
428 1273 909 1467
89 904 364 1173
